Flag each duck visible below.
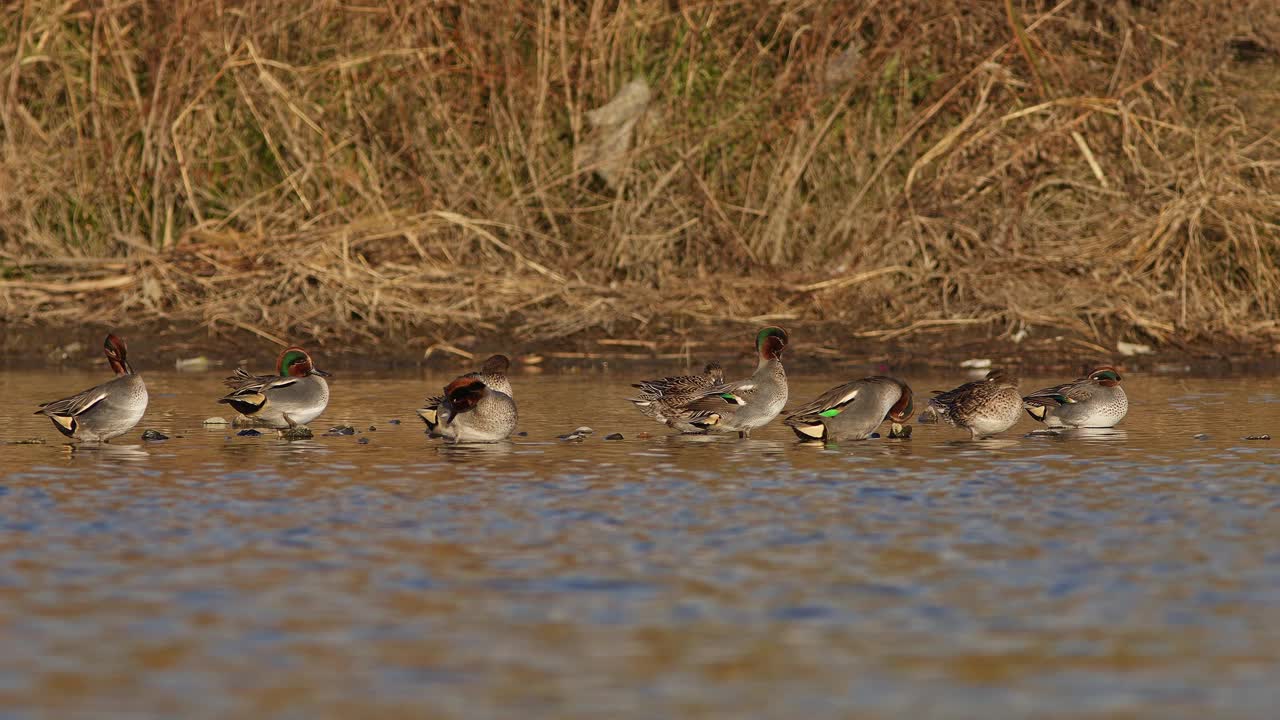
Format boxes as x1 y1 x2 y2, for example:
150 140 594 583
1022 366 1128 428
663 326 790 438
417 354 512 433
35 334 148 442
918 368 1022 439
218 346 330 429
784 376 913 441
428 370 517 444
628 361 725 433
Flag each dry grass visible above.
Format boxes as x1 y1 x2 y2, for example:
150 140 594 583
1 1 1278 355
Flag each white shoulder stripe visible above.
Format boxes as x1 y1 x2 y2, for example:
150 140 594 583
73 392 109 416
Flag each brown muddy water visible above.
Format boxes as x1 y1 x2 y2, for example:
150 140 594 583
2 368 1279 718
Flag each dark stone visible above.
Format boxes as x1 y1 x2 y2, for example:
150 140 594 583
388 419 401 425
516 431 528 437
141 429 168 441
1244 434 1271 440
357 437 370 444
326 426 356 436
281 427 314 441
605 433 624 440
888 424 912 439
1193 433 1210 441
237 429 263 437
367 425 377 432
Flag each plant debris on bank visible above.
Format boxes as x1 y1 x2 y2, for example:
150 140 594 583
1 1 1277 359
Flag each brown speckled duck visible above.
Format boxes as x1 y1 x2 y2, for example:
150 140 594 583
918 369 1022 439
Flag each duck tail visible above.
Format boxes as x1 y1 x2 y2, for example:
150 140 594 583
917 403 944 425
417 396 442 430
219 393 266 415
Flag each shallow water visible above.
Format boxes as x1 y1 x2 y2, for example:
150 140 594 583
2 367 1279 718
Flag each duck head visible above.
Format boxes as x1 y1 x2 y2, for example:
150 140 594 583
104 334 133 375
888 383 914 423
1089 366 1122 387
481 354 511 375
755 326 789 361
276 347 330 377
985 368 1018 386
704 361 725 382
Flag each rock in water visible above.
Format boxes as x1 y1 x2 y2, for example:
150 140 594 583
203 417 230 426
141 429 169 441
558 426 595 442
605 433 624 440
282 427 314 441
237 429 262 437
326 426 356 436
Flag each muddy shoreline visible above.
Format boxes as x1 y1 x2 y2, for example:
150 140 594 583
3 321 1275 378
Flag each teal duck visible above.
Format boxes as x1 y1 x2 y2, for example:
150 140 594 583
35 334 148 442
919 369 1022 439
668 327 790 438
219 346 330 429
628 361 725 433
1023 366 1127 428
784 376 913 441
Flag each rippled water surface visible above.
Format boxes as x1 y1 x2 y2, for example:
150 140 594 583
2 366 1279 718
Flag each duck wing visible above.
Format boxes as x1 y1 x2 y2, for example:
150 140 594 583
1023 376 1095 408
36 383 110 419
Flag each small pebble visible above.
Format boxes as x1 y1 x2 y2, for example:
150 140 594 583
888 423 912 439
231 416 256 428
203 417 230 426
637 432 653 439
1243 434 1271 440
237 429 263 437
8 438 45 445
327 426 356 436
1193 433 1210 441
605 433 624 440
281 427 314 441
141 429 169 441
388 419 401 425
368 425 377 432
357 437 370 445
516 431 528 437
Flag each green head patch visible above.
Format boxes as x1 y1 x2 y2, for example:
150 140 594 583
755 326 788 350
1091 368 1121 383
277 349 311 376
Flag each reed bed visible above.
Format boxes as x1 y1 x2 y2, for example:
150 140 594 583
1 1 1277 356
